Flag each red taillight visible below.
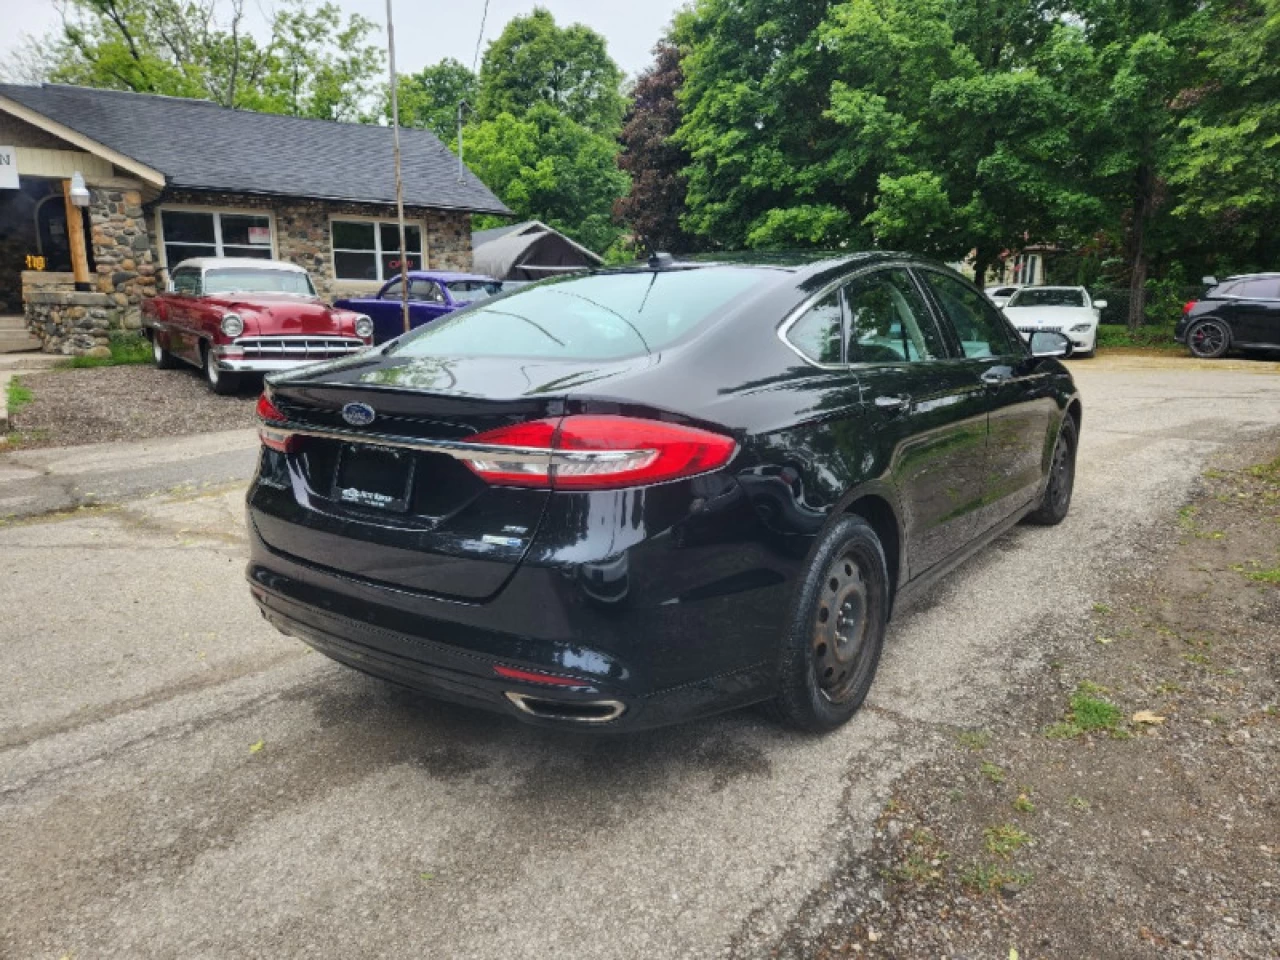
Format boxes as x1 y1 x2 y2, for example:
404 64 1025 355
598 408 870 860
461 415 737 490
493 664 592 688
1183 300 1197 315
256 392 296 453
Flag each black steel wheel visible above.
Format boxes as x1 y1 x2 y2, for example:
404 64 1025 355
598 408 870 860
1026 415 1077 526
773 515 889 732
1187 319 1230 359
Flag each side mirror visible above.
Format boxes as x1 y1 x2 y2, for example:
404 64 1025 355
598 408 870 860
1030 330 1072 358
1093 299 1108 309
1202 276 1217 287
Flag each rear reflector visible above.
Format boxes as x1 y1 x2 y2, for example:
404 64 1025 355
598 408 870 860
493 664 593 688
256 392 296 453
462 415 736 490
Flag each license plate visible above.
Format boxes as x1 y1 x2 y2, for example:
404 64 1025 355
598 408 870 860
333 443 415 512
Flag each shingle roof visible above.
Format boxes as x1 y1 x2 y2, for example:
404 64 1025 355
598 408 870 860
0 83 511 215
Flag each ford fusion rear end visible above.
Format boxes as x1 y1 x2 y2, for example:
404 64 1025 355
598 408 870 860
244 267 795 728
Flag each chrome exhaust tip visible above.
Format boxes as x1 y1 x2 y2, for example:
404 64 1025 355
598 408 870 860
504 692 626 724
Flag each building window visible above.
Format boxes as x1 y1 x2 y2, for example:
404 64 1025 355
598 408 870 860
331 219 423 281
160 209 274 266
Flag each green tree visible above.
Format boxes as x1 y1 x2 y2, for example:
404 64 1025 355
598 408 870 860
463 104 629 254
475 7 626 136
13 0 384 121
391 58 477 143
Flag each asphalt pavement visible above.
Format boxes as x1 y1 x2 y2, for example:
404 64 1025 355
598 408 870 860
2 355 1278 959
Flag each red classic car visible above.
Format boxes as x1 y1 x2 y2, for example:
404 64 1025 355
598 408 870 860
142 258 374 394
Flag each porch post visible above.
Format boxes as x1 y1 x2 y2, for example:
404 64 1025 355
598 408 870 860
62 179 91 292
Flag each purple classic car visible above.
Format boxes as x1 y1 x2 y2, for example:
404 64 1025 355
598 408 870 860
333 270 505 344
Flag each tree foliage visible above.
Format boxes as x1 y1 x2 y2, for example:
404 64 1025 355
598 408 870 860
475 7 626 136
614 41 696 253
13 0 384 121
391 58 476 144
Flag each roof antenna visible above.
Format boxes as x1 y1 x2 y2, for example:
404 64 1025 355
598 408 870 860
648 251 674 269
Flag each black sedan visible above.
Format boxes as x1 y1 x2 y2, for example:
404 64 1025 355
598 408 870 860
246 253 1081 732
1178 273 1280 358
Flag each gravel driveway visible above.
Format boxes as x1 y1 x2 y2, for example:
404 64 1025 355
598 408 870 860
6 364 257 449
1 355 1277 959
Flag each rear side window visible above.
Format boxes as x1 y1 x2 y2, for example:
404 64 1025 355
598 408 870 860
920 271 1022 359
786 290 844 364
1236 278 1280 299
846 269 947 363
390 268 772 361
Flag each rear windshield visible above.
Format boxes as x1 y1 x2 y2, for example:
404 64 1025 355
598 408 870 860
446 280 504 301
204 268 315 296
1007 288 1085 308
389 268 772 360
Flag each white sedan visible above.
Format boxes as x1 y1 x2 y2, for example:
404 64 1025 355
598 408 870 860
1002 286 1106 357
984 284 1022 308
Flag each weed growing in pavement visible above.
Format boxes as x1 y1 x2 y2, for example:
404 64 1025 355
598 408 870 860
6 376 33 414
959 863 1033 893
957 729 991 751
984 824 1032 858
1043 683 1125 739
1013 792 1035 814
1245 565 1280 583
1068 795 1091 811
980 762 1006 784
890 828 950 886
1092 602 1112 615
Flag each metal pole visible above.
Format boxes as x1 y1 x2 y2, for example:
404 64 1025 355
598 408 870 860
457 100 465 182
385 0 411 334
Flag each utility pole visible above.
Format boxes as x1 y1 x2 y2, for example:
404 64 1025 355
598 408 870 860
385 0 411 334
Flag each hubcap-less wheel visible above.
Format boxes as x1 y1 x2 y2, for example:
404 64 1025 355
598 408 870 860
1047 430 1074 514
153 338 163 364
812 549 880 704
205 349 220 386
1189 320 1228 358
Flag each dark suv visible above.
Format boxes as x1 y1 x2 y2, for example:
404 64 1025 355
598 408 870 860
246 253 1081 732
1177 273 1280 358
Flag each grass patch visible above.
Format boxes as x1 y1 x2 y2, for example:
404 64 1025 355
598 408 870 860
957 729 991 751
1013 792 1035 814
959 862 1033 893
1246 454 1280 484
56 333 152 369
1096 323 1182 352
1044 684 1125 739
984 824 1032 858
980 761 1006 784
6 376 33 414
1245 565 1280 584
890 828 950 886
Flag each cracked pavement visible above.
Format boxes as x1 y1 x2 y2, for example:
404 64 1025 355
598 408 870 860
2 356 1279 959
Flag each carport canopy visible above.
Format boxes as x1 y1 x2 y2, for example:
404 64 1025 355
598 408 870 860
471 221 603 282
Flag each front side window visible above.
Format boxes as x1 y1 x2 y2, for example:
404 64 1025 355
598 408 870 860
921 270 1022 359
203 267 315 296
332 220 423 282
447 280 504 301
786 290 844 364
409 279 444 303
846 269 947 363
1007 288 1086 308
160 209 273 266
171 267 201 294
390 267 771 361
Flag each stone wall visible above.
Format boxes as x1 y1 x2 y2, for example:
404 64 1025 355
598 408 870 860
88 186 158 322
151 190 474 300
24 287 125 356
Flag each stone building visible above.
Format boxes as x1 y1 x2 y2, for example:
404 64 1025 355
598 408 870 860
0 84 509 355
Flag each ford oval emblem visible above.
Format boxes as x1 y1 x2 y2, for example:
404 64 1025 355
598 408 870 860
341 402 376 427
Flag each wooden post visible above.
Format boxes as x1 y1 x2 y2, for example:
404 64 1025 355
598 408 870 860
62 179 91 292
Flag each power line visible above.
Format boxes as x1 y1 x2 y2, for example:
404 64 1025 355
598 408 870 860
472 0 491 73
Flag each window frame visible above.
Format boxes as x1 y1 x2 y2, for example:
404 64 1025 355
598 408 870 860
155 205 277 268
329 215 429 284
911 265 1029 360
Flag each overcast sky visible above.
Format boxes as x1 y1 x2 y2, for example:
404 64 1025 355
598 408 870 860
0 0 687 83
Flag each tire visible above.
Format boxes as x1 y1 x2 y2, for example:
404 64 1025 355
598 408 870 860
203 343 240 395
151 332 176 369
772 515 890 732
1026 415 1078 526
1187 319 1230 359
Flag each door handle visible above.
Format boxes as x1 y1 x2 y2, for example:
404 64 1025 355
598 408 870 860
874 394 911 413
981 367 1012 385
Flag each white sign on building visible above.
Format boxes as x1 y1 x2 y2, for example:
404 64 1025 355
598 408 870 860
0 146 19 190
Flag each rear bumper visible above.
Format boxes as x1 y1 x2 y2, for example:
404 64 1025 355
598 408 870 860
245 492 792 730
